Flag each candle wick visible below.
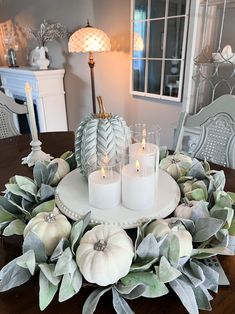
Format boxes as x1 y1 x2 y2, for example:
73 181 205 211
137 168 139 172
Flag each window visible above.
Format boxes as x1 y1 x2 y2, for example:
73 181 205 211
131 0 190 101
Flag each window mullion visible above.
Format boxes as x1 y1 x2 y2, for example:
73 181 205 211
160 0 169 97
144 0 151 93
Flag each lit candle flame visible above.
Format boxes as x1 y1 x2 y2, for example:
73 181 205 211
141 138 146 150
103 154 109 165
135 160 140 172
101 167 106 178
25 82 32 93
142 128 147 138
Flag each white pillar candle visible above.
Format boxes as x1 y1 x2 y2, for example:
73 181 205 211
129 142 160 174
122 163 156 211
25 82 38 142
88 169 121 209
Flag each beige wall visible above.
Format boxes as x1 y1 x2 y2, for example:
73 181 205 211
0 0 182 148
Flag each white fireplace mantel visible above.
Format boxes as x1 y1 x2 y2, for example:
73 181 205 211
0 67 68 132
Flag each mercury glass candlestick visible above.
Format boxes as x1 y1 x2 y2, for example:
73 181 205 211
22 82 53 167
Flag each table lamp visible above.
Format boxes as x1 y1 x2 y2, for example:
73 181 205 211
68 20 111 114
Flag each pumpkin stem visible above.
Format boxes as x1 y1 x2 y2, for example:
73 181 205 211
96 96 111 119
44 213 56 223
94 239 107 251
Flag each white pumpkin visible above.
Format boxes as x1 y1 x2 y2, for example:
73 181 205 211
76 225 134 286
145 219 171 238
160 154 192 180
49 158 70 186
174 201 200 219
146 219 193 258
23 207 71 256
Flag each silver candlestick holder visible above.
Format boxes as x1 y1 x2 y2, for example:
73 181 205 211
22 139 53 167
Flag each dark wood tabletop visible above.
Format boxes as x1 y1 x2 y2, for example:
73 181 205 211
0 132 234 314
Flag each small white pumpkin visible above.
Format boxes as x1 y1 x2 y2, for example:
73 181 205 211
174 201 201 219
49 158 70 186
23 207 71 256
145 219 171 238
76 225 134 286
160 154 192 180
146 219 193 258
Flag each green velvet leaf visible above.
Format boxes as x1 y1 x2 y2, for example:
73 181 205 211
0 196 22 216
58 269 82 303
192 285 212 311
3 219 26 236
212 171 225 191
54 247 77 276
15 175 37 196
82 287 111 314
32 199 55 216
23 231 47 263
210 207 234 228
112 287 135 314
169 277 199 314
229 218 235 235
39 263 60 285
0 257 31 292
39 270 59 311
50 238 70 262
0 206 15 223
5 184 33 202
47 163 58 186
70 212 91 254
157 256 181 283
115 282 146 299
121 272 168 298
136 234 160 259
16 250 36 275
33 161 49 187
193 217 224 242
130 258 158 272
193 260 219 293
191 246 233 259
181 260 205 287
37 184 55 202
161 233 180 264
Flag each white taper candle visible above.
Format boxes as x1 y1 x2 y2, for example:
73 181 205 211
25 82 38 142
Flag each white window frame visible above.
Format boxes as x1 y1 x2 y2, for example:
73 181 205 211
130 0 190 102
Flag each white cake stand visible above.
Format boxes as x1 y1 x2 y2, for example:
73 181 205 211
55 168 181 229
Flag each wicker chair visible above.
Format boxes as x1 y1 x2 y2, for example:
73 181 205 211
173 95 235 168
0 91 28 139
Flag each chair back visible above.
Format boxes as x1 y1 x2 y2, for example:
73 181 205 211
174 95 235 168
0 91 28 139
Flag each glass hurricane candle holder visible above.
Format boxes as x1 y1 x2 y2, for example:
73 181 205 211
129 123 160 173
122 159 156 211
88 160 121 209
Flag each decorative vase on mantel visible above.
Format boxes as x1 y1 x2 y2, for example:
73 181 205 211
29 46 50 70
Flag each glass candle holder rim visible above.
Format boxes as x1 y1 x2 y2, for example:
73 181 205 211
129 123 161 134
87 158 122 171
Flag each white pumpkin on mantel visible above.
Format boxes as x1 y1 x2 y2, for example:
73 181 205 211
76 224 134 286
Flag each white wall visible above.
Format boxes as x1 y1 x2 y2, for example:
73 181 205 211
0 0 182 148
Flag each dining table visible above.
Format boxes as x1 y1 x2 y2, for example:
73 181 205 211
0 132 235 314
